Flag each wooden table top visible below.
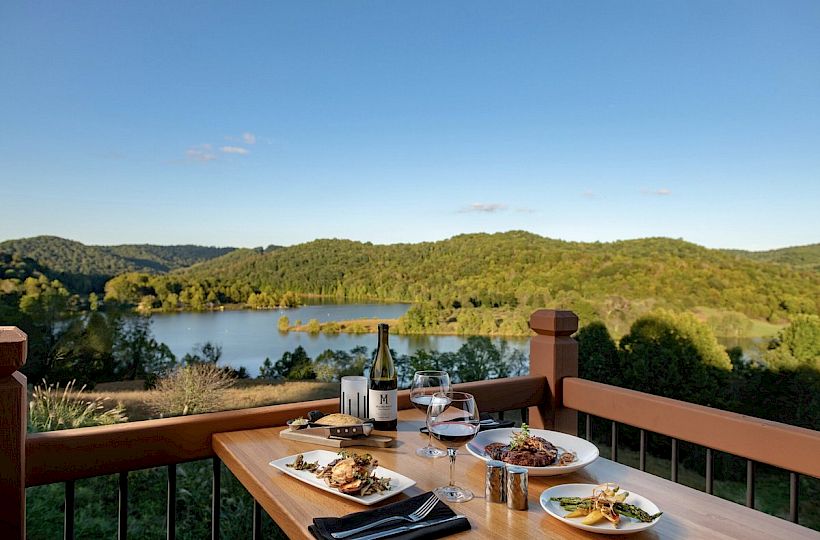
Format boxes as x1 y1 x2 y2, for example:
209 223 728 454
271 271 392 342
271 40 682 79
213 410 816 540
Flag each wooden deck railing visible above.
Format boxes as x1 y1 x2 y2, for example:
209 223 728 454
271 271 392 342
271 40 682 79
2 309 820 539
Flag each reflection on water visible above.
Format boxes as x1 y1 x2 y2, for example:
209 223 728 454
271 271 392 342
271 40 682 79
151 305 529 377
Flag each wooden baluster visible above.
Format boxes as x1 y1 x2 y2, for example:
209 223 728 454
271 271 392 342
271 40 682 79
528 310 578 434
0 327 28 540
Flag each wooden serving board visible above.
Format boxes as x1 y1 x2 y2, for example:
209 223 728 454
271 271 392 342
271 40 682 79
279 429 395 448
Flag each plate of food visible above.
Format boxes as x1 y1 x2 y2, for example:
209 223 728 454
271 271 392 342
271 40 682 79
540 483 662 535
269 449 415 505
465 424 598 476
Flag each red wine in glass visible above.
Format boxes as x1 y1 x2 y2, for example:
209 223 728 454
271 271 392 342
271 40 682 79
426 391 480 503
429 421 479 446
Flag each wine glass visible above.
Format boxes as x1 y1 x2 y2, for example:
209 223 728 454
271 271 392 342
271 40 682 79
426 391 480 503
410 371 451 458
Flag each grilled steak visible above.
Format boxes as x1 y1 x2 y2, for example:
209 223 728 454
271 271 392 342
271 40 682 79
485 436 558 467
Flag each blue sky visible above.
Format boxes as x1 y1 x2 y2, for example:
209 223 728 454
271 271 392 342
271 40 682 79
1 1 818 250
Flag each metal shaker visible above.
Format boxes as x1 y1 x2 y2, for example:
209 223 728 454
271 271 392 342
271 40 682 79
505 466 528 510
485 460 506 503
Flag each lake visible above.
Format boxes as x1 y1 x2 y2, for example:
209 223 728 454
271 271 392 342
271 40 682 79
151 304 765 376
151 304 529 376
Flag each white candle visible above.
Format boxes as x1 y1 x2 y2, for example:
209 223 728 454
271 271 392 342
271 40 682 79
340 376 368 419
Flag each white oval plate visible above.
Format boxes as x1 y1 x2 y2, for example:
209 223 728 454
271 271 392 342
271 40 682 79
465 428 599 476
540 483 662 535
270 450 415 505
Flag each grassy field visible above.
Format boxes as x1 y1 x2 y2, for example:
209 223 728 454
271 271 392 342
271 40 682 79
692 306 785 338
89 379 340 421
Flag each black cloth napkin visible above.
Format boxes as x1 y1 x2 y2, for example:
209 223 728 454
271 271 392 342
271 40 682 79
309 492 471 540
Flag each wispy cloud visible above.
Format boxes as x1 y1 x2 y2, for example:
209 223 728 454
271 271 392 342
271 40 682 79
242 132 256 144
642 188 672 196
515 207 537 213
459 203 508 213
581 190 596 199
186 144 217 162
220 146 249 155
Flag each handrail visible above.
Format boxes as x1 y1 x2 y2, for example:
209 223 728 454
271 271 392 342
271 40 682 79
26 375 546 486
562 377 820 478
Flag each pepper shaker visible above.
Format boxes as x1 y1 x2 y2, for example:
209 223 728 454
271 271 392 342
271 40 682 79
505 466 528 510
485 460 506 503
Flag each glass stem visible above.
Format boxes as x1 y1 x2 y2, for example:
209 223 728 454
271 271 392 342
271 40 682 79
427 430 435 449
448 448 457 487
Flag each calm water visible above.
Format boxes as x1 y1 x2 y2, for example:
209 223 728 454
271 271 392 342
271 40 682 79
151 305 764 376
151 304 529 376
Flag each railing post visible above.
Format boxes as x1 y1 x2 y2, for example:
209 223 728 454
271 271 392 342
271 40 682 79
528 310 578 434
0 327 27 540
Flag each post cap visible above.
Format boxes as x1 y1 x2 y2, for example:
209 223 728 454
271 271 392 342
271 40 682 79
0 326 28 376
529 310 579 336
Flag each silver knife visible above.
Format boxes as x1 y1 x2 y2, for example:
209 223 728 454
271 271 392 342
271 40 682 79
352 515 467 540
299 424 373 438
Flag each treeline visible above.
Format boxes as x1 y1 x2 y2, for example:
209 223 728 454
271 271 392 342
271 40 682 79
258 336 528 388
725 243 820 272
98 232 819 336
4 233 819 337
578 311 819 430
0 236 235 292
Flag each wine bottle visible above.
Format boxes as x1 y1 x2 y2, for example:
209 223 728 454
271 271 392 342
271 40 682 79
368 323 398 430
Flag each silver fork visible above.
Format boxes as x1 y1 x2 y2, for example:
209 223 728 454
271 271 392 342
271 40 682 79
330 494 439 539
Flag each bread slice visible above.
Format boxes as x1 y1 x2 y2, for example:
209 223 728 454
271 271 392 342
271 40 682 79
314 413 362 426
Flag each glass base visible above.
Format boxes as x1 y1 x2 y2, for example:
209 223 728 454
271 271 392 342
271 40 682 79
434 485 474 503
416 446 447 458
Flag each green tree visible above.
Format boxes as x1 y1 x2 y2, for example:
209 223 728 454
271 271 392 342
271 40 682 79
258 357 275 379
618 311 731 408
305 319 321 334
182 342 223 365
577 321 620 383
272 346 314 380
277 316 290 332
113 316 176 380
455 336 506 382
765 315 820 370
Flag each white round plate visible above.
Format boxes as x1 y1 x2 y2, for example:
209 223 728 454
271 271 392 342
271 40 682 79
465 428 599 476
540 483 662 535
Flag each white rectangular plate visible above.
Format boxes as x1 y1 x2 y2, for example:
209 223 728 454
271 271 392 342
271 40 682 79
269 449 416 506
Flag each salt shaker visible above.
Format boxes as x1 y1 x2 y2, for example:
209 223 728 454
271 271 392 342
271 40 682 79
485 460 506 503
505 466 528 510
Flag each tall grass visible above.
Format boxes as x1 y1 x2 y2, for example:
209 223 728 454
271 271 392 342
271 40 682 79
28 380 127 432
148 364 235 416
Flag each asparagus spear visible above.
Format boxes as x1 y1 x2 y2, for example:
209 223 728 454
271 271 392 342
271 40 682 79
550 497 662 523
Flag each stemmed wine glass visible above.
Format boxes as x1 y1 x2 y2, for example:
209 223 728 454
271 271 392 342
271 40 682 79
426 391 480 503
409 371 451 458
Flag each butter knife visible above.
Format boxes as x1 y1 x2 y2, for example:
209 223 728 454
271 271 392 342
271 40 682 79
352 515 466 540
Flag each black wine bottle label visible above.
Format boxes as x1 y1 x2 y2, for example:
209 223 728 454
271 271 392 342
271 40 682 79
369 323 397 430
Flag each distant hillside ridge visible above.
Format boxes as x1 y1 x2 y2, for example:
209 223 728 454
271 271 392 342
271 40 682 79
723 243 820 272
148 231 819 324
0 236 236 292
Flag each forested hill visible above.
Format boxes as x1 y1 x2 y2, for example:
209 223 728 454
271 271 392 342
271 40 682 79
723 244 820 272
0 236 235 292
149 231 819 326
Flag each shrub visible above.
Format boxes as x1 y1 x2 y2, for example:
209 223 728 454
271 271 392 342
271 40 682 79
29 379 127 432
306 318 321 334
148 364 235 417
